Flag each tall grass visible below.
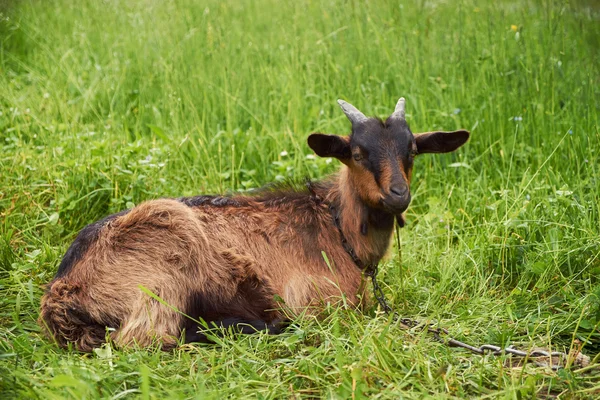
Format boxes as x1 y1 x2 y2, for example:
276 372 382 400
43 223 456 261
1 0 599 398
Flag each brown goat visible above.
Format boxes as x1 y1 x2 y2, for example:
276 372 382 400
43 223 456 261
39 98 469 351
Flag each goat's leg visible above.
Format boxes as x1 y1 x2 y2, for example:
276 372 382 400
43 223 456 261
111 289 185 350
184 317 290 343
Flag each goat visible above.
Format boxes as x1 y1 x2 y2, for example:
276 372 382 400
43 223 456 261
39 98 469 351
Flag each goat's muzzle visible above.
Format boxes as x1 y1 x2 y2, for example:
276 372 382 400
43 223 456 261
381 185 411 215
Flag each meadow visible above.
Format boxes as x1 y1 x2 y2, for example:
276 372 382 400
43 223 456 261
1 0 599 398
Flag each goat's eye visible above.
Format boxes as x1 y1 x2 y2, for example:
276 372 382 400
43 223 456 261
353 153 363 161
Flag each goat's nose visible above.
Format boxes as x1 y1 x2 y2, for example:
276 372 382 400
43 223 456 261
389 185 409 198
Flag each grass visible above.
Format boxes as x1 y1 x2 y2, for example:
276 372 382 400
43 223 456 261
0 0 599 397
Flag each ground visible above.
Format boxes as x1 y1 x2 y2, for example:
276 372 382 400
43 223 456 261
0 0 599 398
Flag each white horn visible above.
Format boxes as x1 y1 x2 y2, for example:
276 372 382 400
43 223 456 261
337 99 367 125
392 97 406 120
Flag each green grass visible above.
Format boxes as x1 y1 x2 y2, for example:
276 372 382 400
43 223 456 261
1 0 599 397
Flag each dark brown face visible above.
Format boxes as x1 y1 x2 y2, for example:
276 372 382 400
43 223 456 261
308 99 470 216
345 117 415 214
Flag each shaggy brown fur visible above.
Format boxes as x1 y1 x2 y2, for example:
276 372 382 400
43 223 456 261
39 99 469 351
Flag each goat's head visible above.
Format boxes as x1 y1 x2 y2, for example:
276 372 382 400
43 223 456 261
308 98 469 217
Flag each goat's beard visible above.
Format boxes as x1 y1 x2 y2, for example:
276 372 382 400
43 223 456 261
396 214 406 227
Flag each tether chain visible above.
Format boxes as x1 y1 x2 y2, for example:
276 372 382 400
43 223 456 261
307 182 586 370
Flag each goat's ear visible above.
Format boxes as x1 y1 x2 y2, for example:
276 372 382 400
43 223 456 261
415 130 470 154
307 133 351 160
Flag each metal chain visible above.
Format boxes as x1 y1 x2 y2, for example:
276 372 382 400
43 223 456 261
312 186 582 370
366 277 573 371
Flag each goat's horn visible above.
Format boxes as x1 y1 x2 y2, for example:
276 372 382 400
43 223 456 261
337 99 367 125
392 97 406 120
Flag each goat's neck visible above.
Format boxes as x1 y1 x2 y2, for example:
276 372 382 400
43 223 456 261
324 168 395 266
